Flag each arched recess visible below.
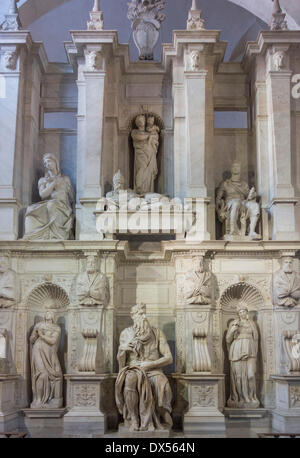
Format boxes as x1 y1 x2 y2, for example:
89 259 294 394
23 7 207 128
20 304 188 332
27 282 70 310
219 281 264 311
14 0 299 30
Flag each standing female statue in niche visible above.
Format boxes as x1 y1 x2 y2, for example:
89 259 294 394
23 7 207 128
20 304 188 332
23 153 74 240
30 311 63 408
131 114 160 195
226 302 260 409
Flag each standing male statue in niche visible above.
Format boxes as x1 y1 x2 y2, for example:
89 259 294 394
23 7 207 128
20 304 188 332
115 303 173 432
0 255 20 308
216 161 261 240
131 114 160 195
273 257 300 307
184 256 211 305
76 255 109 306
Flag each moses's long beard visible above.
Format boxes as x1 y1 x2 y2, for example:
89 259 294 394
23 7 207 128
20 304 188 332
133 315 152 337
132 316 153 357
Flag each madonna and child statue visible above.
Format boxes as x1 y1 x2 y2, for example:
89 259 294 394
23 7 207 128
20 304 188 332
131 113 160 195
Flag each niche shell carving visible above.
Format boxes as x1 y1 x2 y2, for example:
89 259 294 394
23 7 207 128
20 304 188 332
27 283 70 310
220 282 264 311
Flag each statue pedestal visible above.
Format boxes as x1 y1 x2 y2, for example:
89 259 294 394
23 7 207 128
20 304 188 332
224 408 268 419
0 375 20 432
176 374 225 437
118 423 171 438
22 408 67 418
63 374 110 436
271 375 300 433
223 235 261 242
21 408 67 437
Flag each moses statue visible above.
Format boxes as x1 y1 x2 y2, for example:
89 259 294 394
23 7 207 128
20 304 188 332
115 303 173 432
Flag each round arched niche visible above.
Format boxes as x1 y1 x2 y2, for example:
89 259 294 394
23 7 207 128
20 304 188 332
27 282 70 310
219 281 264 312
128 112 165 193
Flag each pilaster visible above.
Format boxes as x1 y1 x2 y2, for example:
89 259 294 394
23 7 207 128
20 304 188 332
66 31 121 240
163 30 226 239
244 31 300 241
